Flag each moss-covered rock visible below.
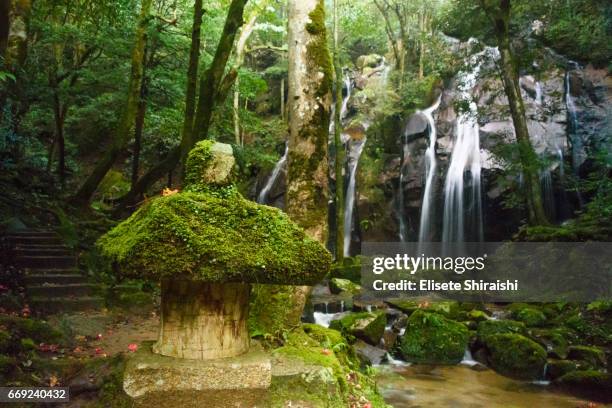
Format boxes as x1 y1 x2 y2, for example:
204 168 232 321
546 359 577 380
528 328 570 359
554 370 612 402
0 316 65 352
484 333 547 380
397 310 469 365
329 312 386 345
514 308 547 327
0 330 10 354
567 345 607 369
476 319 526 340
385 299 419 315
329 278 361 295
467 310 489 322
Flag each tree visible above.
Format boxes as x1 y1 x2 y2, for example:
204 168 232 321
479 0 549 225
332 0 345 262
118 0 248 209
72 0 153 205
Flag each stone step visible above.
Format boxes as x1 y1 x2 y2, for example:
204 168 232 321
25 274 88 285
29 296 104 314
8 230 58 237
14 248 71 257
28 283 97 298
17 256 76 269
25 268 81 275
8 236 63 245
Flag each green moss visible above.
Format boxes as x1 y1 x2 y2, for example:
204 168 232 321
329 312 386 345
397 310 469 365
19 338 36 351
515 307 547 327
529 328 570 359
305 0 333 98
484 333 547 380
467 310 489 322
0 330 10 354
0 316 65 350
249 285 303 336
302 324 345 348
567 345 606 369
385 299 420 314
184 140 214 187
97 191 331 284
546 359 577 380
329 278 361 295
477 319 526 340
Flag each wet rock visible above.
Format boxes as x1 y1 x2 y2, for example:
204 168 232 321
353 340 387 365
528 328 570 359
566 346 607 370
329 311 387 346
546 359 577 380
397 310 469 364
382 330 398 351
554 370 612 403
404 112 428 136
329 278 361 295
391 314 408 333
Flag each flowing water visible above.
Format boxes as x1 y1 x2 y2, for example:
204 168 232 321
257 143 288 204
565 66 583 174
398 129 411 242
417 95 442 244
344 139 366 257
377 364 588 407
442 49 492 243
535 81 544 105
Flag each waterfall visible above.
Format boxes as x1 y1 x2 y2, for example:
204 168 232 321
340 73 352 121
417 95 443 244
565 67 582 173
257 143 288 204
535 81 543 105
344 139 366 257
442 49 493 243
398 130 410 242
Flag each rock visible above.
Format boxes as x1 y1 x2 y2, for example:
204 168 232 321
397 310 469 364
404 112 428 136
382 330 398 351
473 347 489 366
513 307 547 327
123 342 271 405
546 359 577 380
391 314 408 333
353 340 387 366
567 345 607 369
329 312 387 346
483 333 547 380
356 54 382 70
329 278 361 295
476 319 526 340
528 328 570 359
554 370 612 402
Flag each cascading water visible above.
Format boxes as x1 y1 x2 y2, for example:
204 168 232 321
417 95 442 244
340 72 352 121
535 81 544 105
565 65 583 174
344 139 366 257
442 48 493 243
257 143 288 204
398 130 411 242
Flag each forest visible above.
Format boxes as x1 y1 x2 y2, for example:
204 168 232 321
0 0 611 406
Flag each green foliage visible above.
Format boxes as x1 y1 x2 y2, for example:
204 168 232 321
397 310 469 364
477 319 527 339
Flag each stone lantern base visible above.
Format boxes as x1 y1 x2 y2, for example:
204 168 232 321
124 342 271 407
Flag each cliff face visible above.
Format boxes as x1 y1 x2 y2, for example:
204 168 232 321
354 41 610 246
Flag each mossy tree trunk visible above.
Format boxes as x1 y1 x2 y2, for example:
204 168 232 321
258 0 333 330
481 0 549 226
233 12 258 145
0 0 9 59
117 0 247 210
154 280 251 360
72 0 152 205
332 0 344 262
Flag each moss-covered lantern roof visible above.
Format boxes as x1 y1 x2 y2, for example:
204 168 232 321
97 141 331 285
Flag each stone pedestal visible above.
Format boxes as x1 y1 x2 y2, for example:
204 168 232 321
124 342 271 407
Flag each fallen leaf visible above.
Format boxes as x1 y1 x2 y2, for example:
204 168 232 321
128 343 138 352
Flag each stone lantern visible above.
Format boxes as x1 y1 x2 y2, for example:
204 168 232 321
97 141 331 405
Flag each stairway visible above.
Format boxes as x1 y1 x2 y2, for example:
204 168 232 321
6 229 103 314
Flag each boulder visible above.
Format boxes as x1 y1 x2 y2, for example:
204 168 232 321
483 333 547 380
397 310 469 364
567 345 607 369
356 54 383 70
529 328 570 359
353 340 387 366
546 359 577 380
476 319 526 340
554 370 612 402
329 312 387 345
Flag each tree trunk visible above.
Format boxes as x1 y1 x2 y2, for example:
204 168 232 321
72 0 152 205
233 13 258 145
153 280 251 360
132 80 147 187
177 0 204 173
485 0 549 225
276 0 332 327
286 0 332 242
332 0 344 262
0 0 9 58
